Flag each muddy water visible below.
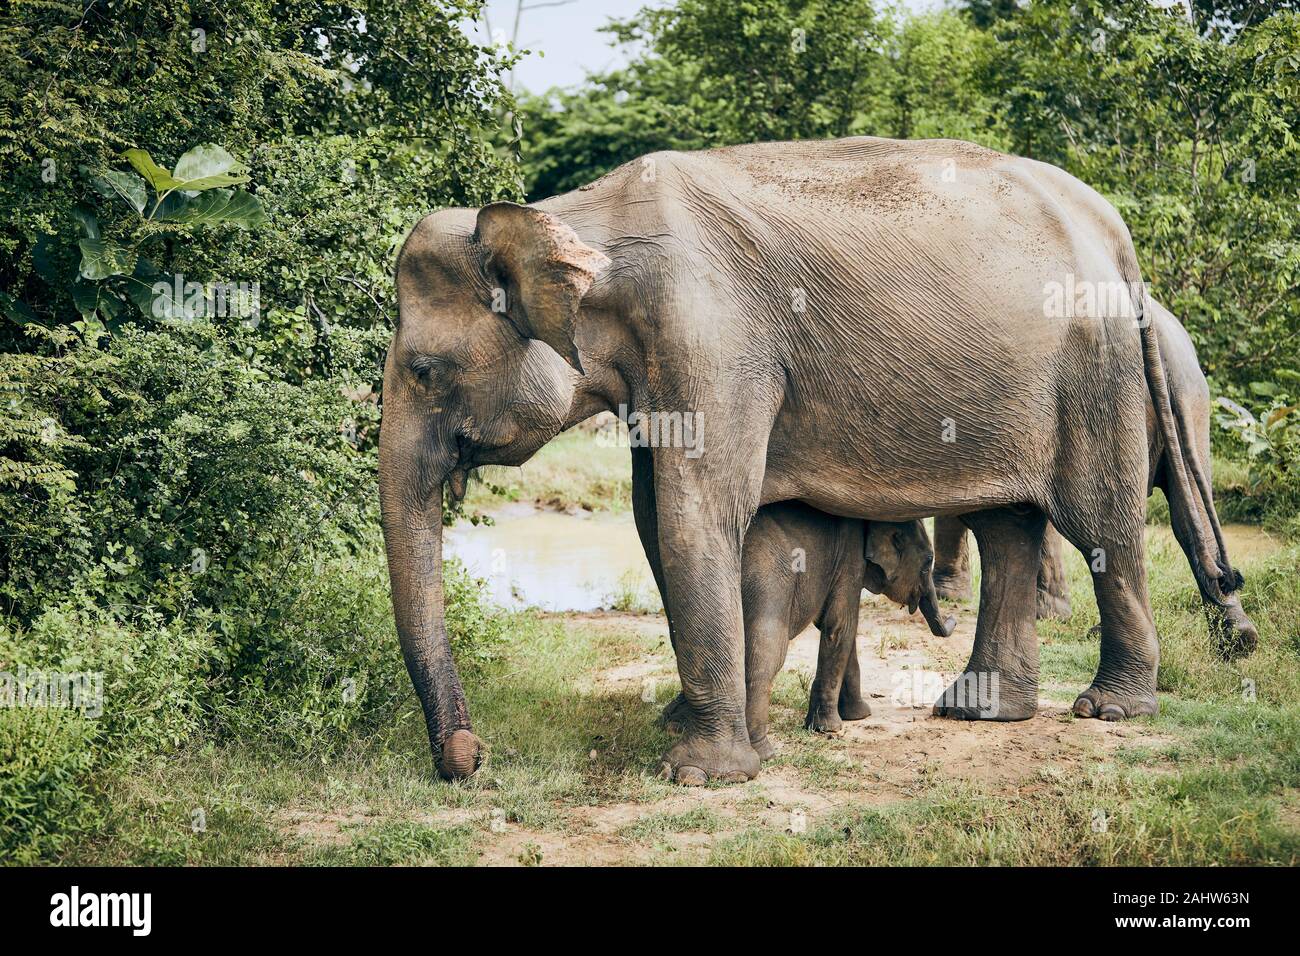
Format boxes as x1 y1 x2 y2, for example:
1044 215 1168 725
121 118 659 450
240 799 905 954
447 506 1287 614
445 504 655 611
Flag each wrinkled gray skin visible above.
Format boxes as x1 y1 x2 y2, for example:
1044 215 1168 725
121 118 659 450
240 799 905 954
663 506 955 760
932 299 1257 658
380 136 1239 783
934 517 1073 620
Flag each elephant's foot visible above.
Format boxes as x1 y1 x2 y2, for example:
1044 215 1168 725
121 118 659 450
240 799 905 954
1035 587 1072 621
436 729 485 780
932 672 1037 721
659 691 692 735
1072 686 1157 721
805 702 843 736
750 734 778 762
838 694 872 721
837 697 868 717
659 733 760 785
932 571 972 603
1209 603 1258 661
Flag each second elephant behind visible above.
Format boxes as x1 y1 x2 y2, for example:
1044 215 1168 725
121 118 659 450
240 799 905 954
931 297 1258 661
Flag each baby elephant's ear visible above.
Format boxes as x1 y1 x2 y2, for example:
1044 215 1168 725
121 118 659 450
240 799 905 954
474 202 610 373
863 525 901 589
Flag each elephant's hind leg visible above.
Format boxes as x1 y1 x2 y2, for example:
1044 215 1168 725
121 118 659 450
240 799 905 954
1036 523 1073 620
932 515 973 602
838 648 872 721
1056 504 1159 721
934 506 1046 721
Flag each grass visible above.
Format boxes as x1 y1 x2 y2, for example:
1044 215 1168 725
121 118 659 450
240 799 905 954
603 568 663 614
62 611 680 865
49 442 1300 866
463 427 632 514
617 807 729 840
59 525 1299 865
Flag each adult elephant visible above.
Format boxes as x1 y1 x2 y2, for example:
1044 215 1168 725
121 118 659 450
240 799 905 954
931 298 1258 659
379 137 1237 783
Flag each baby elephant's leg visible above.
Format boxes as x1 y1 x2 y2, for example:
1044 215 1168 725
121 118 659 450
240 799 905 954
838 643 872 720
745 600 792 762
1036 522 1073 620
807 574 865 734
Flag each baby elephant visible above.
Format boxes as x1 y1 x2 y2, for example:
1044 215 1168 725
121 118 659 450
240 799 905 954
742 502 955 760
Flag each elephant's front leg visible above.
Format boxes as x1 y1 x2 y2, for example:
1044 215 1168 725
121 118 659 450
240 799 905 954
631 445 697 734
807 572 867 734
934 506 1046 721
652 439 767 783
657 509 761 783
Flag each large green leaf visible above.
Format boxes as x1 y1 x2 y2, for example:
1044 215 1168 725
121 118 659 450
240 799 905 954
122 149 182 192
124 264 192 322
77 238 137 280
157 188 267 229
70 280 101 321
84 166 149 214
0 289 39 327
71 205 100 239
170 144 251 191
123 258 164 317
32 235 59 283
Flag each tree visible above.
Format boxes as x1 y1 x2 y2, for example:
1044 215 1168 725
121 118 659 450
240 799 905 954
983 0 1300 395
960 0 1024 29
519 0 890 197
636 0 886 142
0 0 523 621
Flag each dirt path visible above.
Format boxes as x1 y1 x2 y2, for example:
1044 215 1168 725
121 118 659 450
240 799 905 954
276 520 1283 865
422 597 1168 866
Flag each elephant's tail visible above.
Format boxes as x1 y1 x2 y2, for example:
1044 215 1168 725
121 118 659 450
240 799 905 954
1137 291 1241 600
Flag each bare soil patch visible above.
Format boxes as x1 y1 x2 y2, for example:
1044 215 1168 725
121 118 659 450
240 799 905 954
275 597 1187 865
429 599 1176 865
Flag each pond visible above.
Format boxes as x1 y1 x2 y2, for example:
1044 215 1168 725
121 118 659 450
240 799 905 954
445 504 1284 615
445 504 656 612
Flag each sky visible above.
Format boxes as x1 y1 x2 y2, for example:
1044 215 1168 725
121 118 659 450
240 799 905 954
466 0 948 94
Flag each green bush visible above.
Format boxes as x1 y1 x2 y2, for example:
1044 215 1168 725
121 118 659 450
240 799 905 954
0 597 212 862
1214 390 1300 535
0 545 508 861
0 0 522 861
215 540 505 753
0 709 99 864
0 322 372 628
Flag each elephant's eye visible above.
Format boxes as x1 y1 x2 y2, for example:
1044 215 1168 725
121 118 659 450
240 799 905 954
409 355 455 391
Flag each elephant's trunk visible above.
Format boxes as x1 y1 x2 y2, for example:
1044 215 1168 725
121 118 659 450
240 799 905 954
378 388 481 780
919 580 957 638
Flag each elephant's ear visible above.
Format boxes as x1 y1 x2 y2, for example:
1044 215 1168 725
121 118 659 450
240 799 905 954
474 201 610 373
863 525 901 591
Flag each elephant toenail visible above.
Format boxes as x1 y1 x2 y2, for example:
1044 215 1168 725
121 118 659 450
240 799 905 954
676 766 708 786
718 770 750 784
1073 697 1097 718
1098 704 1127 721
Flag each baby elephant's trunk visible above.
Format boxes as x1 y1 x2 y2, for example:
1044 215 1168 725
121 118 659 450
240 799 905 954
919 582 957 637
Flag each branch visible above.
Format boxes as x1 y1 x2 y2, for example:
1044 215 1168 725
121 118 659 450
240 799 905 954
333 275 392 326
